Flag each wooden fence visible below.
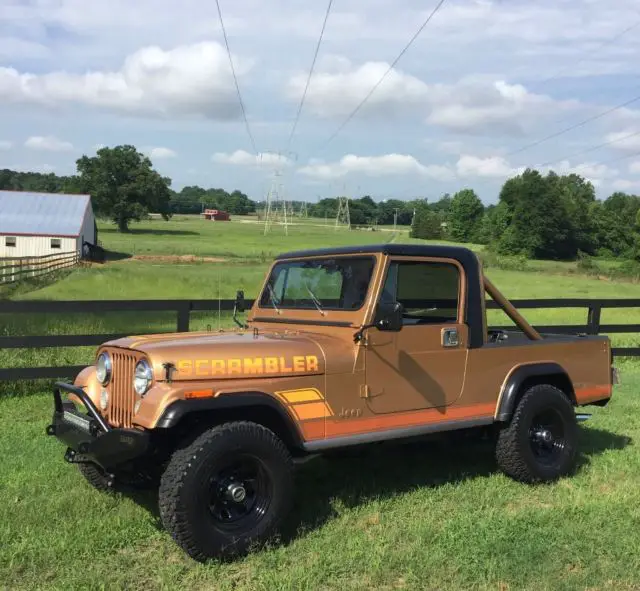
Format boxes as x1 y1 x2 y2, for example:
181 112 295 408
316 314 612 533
1 297 639 381
0 251 80 285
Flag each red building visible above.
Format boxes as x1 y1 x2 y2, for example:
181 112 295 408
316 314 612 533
202 209 230 221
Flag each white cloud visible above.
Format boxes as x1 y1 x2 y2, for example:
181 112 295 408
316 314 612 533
297 153 453 181
629 161 640 175
286 59 429 119
604 129 640 152
610 178 640 191
145 146 177 159
0 42 250 120
212 150 292 168
552 160 619 186
24 135 73 152
456 154 523 179
0 140 12 150
286 58 579 136
425 79 579 136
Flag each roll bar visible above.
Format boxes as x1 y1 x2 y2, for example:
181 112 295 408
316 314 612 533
484 276 542 341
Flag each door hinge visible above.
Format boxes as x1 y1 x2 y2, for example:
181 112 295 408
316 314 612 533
360 384 384 399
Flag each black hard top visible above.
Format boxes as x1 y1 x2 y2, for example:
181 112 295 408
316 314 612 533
275 242 485 349
276 243 477 261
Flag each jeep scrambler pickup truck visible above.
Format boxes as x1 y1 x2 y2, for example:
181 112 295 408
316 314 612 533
46 244 614 561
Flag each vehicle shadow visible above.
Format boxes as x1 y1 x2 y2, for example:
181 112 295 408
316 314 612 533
124 426 631 547
279 426 631 544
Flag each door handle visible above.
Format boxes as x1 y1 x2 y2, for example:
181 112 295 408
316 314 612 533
442 327 459 348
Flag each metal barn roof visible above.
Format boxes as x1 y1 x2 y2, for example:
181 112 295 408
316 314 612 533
0 190 92 237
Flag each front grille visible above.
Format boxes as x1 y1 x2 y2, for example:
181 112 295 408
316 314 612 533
106 351 137 428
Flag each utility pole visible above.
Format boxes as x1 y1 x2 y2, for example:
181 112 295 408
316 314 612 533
393 208 398 231
261 150 297 235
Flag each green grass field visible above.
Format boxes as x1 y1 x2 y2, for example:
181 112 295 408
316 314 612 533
2 215 640 588
1 372 638 590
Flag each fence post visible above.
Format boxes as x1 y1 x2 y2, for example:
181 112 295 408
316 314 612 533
176 302 191 332
587 304 602 335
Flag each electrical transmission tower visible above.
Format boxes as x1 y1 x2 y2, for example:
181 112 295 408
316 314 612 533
299 202 308 218
261 151 297 235
335 195 351 231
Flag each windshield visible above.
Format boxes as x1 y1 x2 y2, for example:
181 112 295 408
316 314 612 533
259 256 376 311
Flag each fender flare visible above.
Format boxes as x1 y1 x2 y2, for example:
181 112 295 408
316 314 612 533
496 362 575 422
155 391 305 449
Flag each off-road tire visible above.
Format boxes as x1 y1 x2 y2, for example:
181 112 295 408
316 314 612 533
495 384 578 483
78 462 158 493
158 421 294 562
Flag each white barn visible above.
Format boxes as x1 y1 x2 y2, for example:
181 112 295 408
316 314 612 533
0 190 97 258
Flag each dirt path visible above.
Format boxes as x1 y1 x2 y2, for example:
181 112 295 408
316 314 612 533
125 254 227 263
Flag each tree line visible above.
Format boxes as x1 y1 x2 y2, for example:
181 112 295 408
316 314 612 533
0 145 256 231
1 145 638 261
410 169 640 261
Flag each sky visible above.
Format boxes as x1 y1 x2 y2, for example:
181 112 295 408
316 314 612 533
1 0 640 204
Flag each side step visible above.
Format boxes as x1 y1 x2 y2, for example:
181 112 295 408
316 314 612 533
576 413 591 422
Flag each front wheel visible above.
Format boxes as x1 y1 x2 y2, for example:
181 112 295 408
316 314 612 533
495 384 578 483
158 421 294 562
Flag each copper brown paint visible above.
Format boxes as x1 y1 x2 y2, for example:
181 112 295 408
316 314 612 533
72 245 613 447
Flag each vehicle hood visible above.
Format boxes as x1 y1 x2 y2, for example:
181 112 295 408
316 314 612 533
102 330 334 381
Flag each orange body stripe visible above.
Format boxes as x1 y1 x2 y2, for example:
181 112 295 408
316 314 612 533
300 419 325 440
575 385 610 404
291 401 328 421
323 402 496 439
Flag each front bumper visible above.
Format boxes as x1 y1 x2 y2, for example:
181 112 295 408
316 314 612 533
46 382 149 470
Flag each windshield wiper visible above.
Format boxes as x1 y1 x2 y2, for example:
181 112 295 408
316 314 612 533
266 283 281 313
304 282 325 316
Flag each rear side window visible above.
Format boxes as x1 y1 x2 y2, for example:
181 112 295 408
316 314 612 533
380 260 460 325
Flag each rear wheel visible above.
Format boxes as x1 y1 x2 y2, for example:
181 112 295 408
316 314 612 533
158 421 294 562
496 384 578 483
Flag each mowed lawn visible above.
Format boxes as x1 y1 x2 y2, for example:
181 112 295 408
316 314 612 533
1 370 639 590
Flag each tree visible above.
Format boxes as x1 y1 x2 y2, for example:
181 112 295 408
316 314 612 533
76 145 172 231
496 169 575 259
410 205 442 240
448 189 484 243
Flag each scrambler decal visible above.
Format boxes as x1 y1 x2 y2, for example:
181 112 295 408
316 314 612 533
176 355 320 378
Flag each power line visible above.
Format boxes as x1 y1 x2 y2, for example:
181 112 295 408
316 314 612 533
529 18 640 91
215 0 258 155
286 0 334 152
539 129 640 168
319 0 447 150
505 90 640 158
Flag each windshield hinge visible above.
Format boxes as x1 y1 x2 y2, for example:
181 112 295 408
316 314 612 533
360 384 371 399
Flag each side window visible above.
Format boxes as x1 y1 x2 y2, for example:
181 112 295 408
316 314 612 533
381 260 460 325
51 238 62 249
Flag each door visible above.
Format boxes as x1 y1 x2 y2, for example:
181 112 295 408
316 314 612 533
364 257 468 414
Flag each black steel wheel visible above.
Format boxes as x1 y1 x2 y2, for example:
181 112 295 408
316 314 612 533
158 421 293 562
496 384 578 483
207 453 273 531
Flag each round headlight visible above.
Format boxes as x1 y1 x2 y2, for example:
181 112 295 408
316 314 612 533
96 353 112 385
134 359 153 396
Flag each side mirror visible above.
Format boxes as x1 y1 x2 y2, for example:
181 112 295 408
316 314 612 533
374 301 403 332
235 290 246 313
